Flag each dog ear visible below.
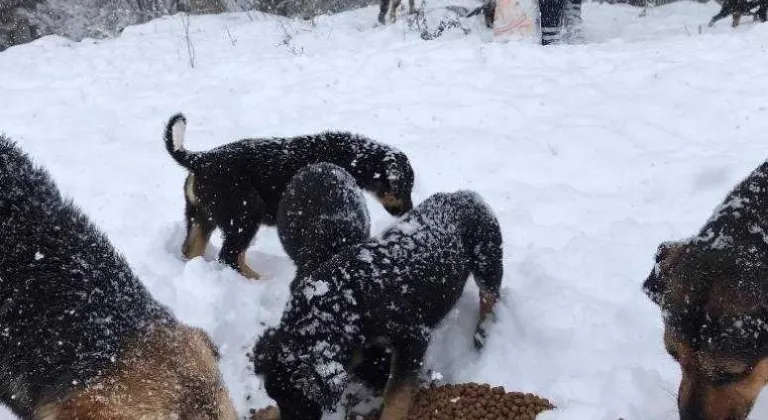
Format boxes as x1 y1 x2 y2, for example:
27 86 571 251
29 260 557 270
643 241 686 306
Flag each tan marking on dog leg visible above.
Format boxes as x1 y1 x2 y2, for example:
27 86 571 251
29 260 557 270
237 252 261 280
379 380 416 420
479 290 497 324
35 324 237 420
185 173 198 206
182 223 213 260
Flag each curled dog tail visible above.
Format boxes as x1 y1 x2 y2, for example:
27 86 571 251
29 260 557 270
164 113 199 170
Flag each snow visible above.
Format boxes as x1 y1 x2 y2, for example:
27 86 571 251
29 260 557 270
2 0 768 419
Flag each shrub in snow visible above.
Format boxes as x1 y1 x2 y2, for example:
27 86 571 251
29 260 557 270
0 0 226 50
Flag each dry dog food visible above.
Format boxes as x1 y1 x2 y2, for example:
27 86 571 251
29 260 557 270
406 382 554 420
252 382 554 420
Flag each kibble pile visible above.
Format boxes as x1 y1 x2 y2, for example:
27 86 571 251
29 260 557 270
406 383 554 420
251 382 554 420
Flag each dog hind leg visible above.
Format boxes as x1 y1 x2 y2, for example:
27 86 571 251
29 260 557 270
379 341 425 420
181 174 216 259
208 189 265 280
709 1 733 26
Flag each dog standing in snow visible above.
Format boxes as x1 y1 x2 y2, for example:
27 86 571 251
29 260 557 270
644 159 768 420
0 136 237 419
277 162 371 282
709 0 768 27
253 190 503 420
163 113 414 280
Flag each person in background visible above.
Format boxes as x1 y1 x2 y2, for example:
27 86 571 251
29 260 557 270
474 0 583 45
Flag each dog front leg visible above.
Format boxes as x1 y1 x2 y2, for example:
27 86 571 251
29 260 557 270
379 343 424 420
733 12 742 26
408 0 415 14
212 191 265 280
474 290 499 350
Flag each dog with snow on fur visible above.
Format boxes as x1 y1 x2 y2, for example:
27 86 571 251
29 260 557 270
252 190 503 420
644 158 768 420
277 162 371 282
0 136 237 419
276 162 393 393
163 113 414 280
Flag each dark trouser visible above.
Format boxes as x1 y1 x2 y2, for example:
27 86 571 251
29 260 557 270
540 0 582 44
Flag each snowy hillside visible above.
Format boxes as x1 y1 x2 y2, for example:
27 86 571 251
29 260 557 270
3 1 768 418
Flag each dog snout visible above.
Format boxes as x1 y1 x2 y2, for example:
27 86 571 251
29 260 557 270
377 192 411 216
384 201 408 216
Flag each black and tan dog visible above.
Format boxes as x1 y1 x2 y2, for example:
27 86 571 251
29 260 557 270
252 190 503 420
709 0 768 27
163 113 414 280
644 160 768 420
277 162 371 282
0 136 237 419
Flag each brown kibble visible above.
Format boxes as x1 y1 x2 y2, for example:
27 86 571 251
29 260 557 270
402 383 554 420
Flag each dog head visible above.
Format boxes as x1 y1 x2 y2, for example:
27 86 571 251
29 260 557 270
644 241 768 420
369 153 414 217
252 327 348 420
37 324 237 420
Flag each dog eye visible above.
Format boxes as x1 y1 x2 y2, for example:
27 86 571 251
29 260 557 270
712 366 751 387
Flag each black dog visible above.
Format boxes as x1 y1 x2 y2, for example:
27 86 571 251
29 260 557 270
252 190 503 420
709 0 767 27
276 162 389 393
277 162 371 281
0 136 236 419
163 113 414 280
643 159 768 420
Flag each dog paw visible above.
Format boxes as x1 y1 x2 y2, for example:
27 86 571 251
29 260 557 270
240 266 262 280
473 327 488 351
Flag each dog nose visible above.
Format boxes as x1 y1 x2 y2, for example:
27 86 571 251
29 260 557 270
679 407 709 420
385 204 405 216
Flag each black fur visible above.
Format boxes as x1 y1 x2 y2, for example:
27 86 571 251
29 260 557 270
709 0 768 27
275 162 389 391
642 159 768 420
0 136 175 417
643 159 768 357
252 190 503 420
277 163 371 281
163 113 415 275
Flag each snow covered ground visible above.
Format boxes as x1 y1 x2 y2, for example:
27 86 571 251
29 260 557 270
3 1 768 418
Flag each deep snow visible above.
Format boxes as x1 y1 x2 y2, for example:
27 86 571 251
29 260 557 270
3 1 768 418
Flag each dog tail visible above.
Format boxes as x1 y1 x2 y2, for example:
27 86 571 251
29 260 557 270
164 113 200 170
